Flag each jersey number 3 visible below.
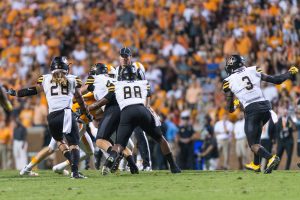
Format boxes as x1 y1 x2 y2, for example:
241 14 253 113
51 83 69 96
242 76 253 90
124 86 142 99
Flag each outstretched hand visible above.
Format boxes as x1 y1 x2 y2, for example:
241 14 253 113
233 99 240 107
289 66 298 75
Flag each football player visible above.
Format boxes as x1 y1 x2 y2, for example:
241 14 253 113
19 92 99 177
116 47 152 170
85 63 139 174
90 65 181 174
222 55 298 174
8 56 93 178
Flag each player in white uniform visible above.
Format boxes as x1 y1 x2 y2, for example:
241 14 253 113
85 63 139 174
222 55 298 174
90 65 181 174
115 47 152 171
8 56 92 178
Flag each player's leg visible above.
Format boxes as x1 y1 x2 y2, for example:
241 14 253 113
95 106 120 155
140 106 180 173
20 137 57 176
245 112 279 173
285 142 293 170
64 112 86 178
102 108 136 175
133 127 152 170
53 127 95 174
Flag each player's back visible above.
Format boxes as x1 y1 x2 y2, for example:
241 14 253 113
93 74 114 101
114 80 149 110
40 74 80 113
224 66 266 108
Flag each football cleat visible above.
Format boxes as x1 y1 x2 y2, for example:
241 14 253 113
245 162 261 172
129 163 139 174
70 172 87 179
110 154 124 173
264 155 280 174
142 166 152 172
20 167 39 176
170 164 181 173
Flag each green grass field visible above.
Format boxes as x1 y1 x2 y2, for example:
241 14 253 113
0 170 300 200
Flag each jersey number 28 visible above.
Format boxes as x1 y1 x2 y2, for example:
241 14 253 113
123 86 142 99
51 83 69 96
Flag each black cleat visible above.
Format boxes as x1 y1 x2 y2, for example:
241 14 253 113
264 155 280 174
170 165 181 173
111 154 124 173
129 163 139 174
70 172 87 179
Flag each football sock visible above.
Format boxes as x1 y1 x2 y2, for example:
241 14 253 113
257 147 272 160
63 150 72 164
126 155 136 168
165 153 176 168
27 156 38 169
71 149 80 173
254 154 260 165
107 146 112 154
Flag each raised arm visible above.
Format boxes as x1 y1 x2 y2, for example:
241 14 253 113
261 66 298 84
7 85 42 97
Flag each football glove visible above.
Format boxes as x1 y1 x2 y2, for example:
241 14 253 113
288 66 298 75
233 99 240 107
7 89 16 96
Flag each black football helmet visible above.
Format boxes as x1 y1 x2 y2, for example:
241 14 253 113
50 56 69 73
225 55 245 75
121 65 137 81
89 63 108 75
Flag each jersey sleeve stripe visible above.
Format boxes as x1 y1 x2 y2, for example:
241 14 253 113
256 68 263 72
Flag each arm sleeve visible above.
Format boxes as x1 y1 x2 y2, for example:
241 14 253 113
261 73 291 84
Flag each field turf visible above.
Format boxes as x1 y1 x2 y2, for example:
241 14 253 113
0 170 299 200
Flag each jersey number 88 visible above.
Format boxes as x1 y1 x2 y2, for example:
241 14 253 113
124 86 142 99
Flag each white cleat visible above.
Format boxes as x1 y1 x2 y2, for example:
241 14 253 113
142 166 152 172
52 166 70 176
20 167 39 176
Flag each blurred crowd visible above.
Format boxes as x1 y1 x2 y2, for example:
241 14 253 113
1 0 300 170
